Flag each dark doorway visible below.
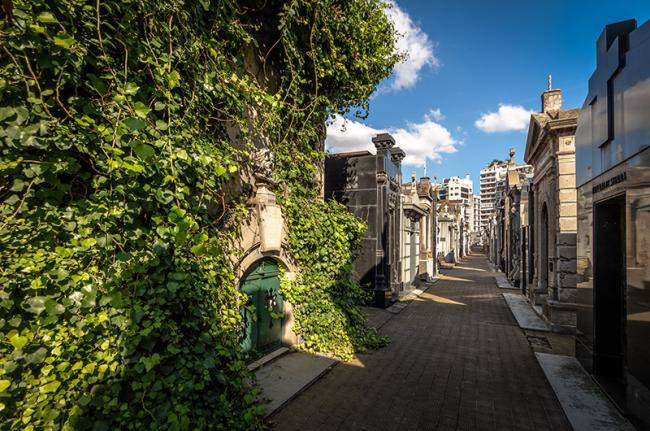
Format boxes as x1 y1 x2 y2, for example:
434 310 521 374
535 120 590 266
593 194 626 393
540 203 549 294
521 227 527 295
410 221 418 281
528 190 535 285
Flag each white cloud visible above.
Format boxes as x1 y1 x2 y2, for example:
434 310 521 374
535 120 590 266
426 108 444 121
384 1 439 91
475 104 534 133
325 116 380 155
326 113 459 167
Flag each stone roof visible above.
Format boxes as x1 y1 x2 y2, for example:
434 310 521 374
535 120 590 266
557 108 580 120
524 108 579 163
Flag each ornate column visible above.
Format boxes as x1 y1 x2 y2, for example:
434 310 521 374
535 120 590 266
372 133 395 307
390 147 406 295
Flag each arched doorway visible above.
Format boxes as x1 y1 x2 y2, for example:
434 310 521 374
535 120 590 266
540 203 549 294
240 259 284 357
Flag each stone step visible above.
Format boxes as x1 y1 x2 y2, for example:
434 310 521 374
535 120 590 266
535 353 635 431
502 292 551 332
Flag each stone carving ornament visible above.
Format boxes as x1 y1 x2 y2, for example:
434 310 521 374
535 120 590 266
252 148 275 184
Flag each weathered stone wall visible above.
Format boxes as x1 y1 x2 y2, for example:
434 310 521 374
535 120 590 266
528 128 577 332
551 134 578 330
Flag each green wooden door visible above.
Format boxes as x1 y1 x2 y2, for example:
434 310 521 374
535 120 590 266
240 259 284 357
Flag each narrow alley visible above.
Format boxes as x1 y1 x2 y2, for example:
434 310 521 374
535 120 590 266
270 254 571 431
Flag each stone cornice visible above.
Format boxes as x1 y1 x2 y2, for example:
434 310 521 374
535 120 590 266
526 113 578 164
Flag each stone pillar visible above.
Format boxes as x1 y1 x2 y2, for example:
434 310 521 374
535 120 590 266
548 135 578 332
372 133 395 308
391 147 405 296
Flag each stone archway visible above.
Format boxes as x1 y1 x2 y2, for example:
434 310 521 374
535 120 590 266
235 245 299 355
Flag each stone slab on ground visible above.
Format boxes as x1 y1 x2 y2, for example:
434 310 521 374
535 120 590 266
494 274 518 290
247 347 290 372
256 351 337 417
502 292 551 332
535 352 635 431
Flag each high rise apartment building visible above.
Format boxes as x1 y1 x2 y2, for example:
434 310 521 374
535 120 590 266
439 175 475 253
439 175 473 204
479 160 508 231
472 195 482 234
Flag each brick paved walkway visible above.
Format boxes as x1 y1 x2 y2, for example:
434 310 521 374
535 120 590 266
270 254 571 431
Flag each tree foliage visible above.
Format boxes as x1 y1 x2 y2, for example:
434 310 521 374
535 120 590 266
0 0 398 429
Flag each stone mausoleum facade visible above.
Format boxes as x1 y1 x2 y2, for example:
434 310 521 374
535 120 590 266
324 133 437 307
400 173 437 290
574 19 650 429
232 149 300 358
524 85 579 333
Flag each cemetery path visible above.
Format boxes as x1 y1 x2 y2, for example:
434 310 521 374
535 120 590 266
269 254 571 431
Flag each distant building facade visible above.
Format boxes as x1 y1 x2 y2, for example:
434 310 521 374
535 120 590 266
472 194 482 244
480 160 508 240
437 201 462 264
440 175 474 255
492 150 533 283
400 173 437 290
574 19 650 428
524 84 579 333
439 175 473 203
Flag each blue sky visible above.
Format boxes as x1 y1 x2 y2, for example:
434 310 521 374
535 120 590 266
325 0 650 192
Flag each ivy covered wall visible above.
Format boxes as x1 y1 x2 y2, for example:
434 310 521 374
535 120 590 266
0 0 398 429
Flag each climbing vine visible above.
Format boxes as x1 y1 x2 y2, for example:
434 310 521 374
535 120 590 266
0 0 398 429
281 198 389 361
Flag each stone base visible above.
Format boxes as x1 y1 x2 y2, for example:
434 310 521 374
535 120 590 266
415 272 433 287
530 289 548 307
373 290 392 309
544 299 577 334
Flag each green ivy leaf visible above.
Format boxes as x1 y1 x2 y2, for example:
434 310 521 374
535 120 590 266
166 70 181 89
141 353 161 372
36 12 58 23
0 380 10 393
87 73 108 94
29 24 46 33
124 82 140 95
79 238 96 248
0 107 15 121
26 347 48 364
26 296 47 315
132 142 155 160
124 117 146 131
134 102 151 118
40 380 61 394
45 298 65 316
9 334 28 351
53 33 76 49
